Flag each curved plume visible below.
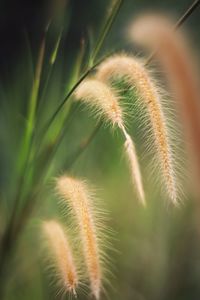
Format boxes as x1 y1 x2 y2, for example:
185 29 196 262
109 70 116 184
74 78 123 127
96 54 177 204
74 78 145 204
56 176 102 299
130 14 200 194
43 220 78 295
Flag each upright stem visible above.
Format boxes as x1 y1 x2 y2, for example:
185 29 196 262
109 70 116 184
23 27 47 161
91 0 124 64
38 0 124 142
0 25 48 299
37 26 64 116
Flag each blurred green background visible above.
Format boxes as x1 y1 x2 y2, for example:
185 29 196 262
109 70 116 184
0 0 200 299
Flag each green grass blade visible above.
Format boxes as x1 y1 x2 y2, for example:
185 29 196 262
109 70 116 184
90 0 124 64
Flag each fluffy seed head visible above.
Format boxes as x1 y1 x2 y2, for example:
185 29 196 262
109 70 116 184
130 14 200 194
43 220 78 295
74 78 123 127
56 176 102 299
97 54 177 204
75 76 145 204
75 77 145 204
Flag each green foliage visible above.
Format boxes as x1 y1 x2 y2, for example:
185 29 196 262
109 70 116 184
0 1 200 300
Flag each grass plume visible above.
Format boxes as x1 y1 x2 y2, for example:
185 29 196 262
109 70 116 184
74 78 123 128
56 176 102 299
74 78 145 204
130 14 200 193
43 220 78 295
97 54 177 204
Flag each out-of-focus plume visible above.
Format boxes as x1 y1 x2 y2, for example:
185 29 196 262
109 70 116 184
43 220 78 295
130 14 200 196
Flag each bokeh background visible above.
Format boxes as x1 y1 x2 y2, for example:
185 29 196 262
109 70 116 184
0 0 200 299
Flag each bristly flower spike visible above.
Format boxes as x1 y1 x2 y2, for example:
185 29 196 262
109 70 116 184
56 176 102 299
74 78 145 205
96 54 178 204
74 78 123 128
43 220 78 296
130 14 200 195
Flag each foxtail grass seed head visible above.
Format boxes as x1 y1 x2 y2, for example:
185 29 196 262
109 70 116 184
56 176 102 299
75 77 145 204
74 78 123 128
130 14 200 194
43 220 78 295
97 54 178 204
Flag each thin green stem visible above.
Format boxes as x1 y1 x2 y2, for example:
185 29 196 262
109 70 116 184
64 122 102 170
37 26 64 116
37 51 111 146
50 27 63 65
33 103 80 180
23 29 46 158
7 27 48 226
174 0 200 29
0 27 48 297
38 1 124 143
91 0 124 64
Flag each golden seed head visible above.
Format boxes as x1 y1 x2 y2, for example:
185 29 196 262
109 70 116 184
74 78 124 127
97 54 178 204
43 220 78 294
56 176 102 299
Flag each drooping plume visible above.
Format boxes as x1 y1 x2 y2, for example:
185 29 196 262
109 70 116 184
120 124 145 205
97 54 177 204
43 220 78 295
74 78 123 127
130 14 200 194
56 176 102 299
74 78 145 204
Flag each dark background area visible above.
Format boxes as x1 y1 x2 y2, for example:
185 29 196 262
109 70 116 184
0 0 199 74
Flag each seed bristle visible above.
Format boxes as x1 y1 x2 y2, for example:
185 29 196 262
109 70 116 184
97 54 178 204
56 176 102 299
43 220 78 294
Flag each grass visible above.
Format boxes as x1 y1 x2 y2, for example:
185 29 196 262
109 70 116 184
0 1 200 299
